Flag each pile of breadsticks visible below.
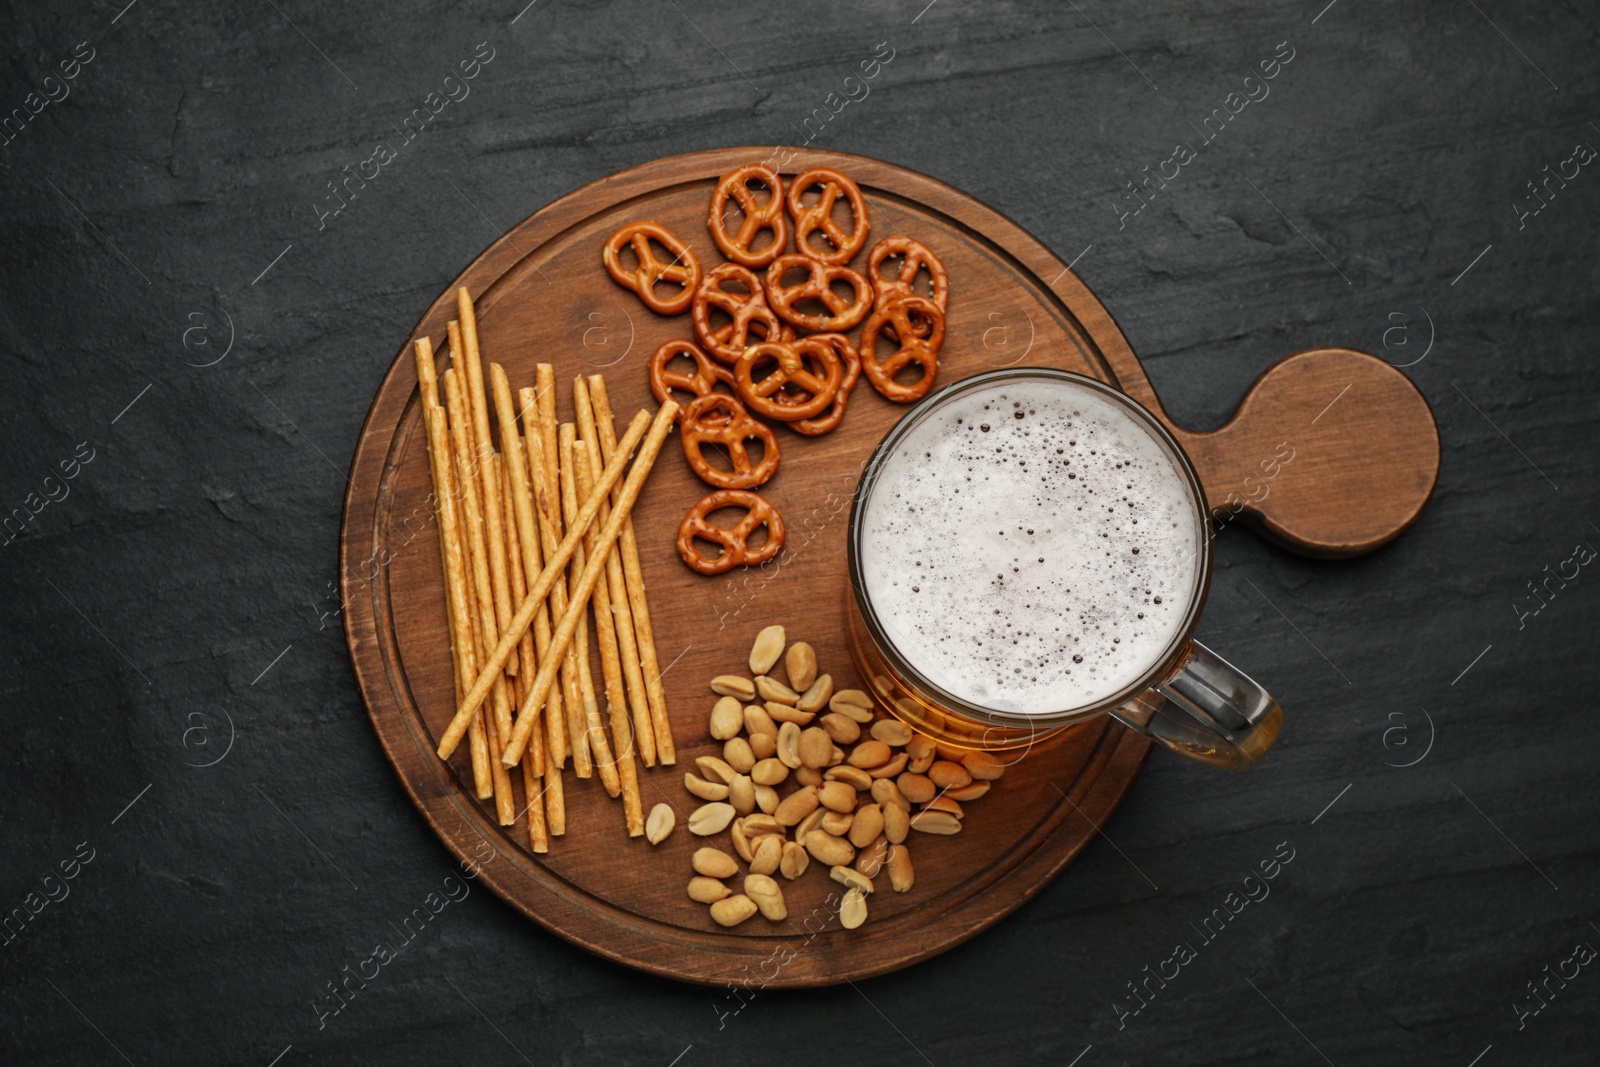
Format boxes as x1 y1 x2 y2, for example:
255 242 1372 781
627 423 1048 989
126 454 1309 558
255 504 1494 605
414 286 679 852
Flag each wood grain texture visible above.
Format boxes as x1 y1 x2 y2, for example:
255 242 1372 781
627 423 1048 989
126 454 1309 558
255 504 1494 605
342 146 1168 987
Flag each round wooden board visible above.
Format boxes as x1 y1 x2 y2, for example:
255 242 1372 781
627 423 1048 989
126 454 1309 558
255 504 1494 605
341 147 1156 988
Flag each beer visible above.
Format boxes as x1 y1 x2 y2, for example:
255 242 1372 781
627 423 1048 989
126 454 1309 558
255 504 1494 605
858 377 1203 714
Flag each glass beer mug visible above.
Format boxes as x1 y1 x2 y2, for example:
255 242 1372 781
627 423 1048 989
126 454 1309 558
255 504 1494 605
846 368 1282 770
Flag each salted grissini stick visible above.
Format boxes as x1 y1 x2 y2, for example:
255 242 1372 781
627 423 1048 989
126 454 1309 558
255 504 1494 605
560 425 620 794
435 409 653 760
444 361 509 798
414 337 491 798
498 449 549 849
501 400 678 767
535 366 591 772
588 376 675 765
575 442 645 836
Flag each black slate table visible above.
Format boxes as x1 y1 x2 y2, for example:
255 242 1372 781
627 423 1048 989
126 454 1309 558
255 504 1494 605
3 2 1597 1064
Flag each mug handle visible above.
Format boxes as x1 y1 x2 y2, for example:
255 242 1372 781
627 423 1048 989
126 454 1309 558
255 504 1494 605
1110 641 1282 769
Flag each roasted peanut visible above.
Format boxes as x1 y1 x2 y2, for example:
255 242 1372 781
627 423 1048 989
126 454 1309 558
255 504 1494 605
684 772 730 801
909 810 962 835
754 783 780 814
694 755 738 785
818 780 857 813
777 721 803 769
743 873 788 921
727 773 756 815
854 835 889 876
688 802 736 836
803 829 855 867
795 807 826 842
849 803 884 847
820 713 862 745
946 781 991 802
723 736 755 774
765 701 815 725
798 727 833 769
796 674 833 714
751 757 789 786
749 625 786 675
871 778 910 812
839 887 868 929
928 760 973 789
824 765 874 790
887 844 914 892
692 847 739 879
688 876 731 903
743 814 783 836
710 894 758 927
755 675 799 705
830 865 874 894
924 795 964 818
646 803 675 844
749 732 778 760
883 802 909 844
868 753 909 778
709 695 744 740
711 675 757 702
897 772 935 804
795 766 823 787
871 720 913 746
819 810 853 837
743 704 778 738
774 785 819 826
848 741 892 769
730 819 755 862
785 641 817 692
962 751 1008 780
830 689 874 720
779 840 810 880
749 834 782 876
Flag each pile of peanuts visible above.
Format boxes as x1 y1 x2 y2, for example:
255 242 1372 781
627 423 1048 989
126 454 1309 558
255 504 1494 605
668 624 1006 930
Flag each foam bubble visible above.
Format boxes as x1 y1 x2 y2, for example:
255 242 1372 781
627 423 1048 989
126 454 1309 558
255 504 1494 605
859 380 1201 714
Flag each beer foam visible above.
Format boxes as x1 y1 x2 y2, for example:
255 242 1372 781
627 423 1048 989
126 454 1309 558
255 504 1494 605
859 380 1201 715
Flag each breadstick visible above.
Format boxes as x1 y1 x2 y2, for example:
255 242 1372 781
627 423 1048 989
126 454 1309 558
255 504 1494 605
498 451 539 724
499 452 550 848
414 338 491 798
456 293 519 700
575 378 657 768
575 442 645 835
518 752 548 853
444 363 518 812
560 426 622 797
502 399 679 767
441 365 516 782
588 376 676 765
438 363 499 796
518 402 572 779
436 409 652 759
535 367 591 773
482 708 516 826
559 426 618 792
559 427 598 780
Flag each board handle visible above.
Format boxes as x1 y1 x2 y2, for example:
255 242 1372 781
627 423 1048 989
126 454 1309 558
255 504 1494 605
1113 347 1440 559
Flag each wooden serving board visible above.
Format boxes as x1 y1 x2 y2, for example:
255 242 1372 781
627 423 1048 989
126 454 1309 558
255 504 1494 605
340 147 1438 988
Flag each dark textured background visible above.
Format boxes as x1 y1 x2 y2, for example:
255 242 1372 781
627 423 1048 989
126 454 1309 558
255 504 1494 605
3 1 1597 1063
